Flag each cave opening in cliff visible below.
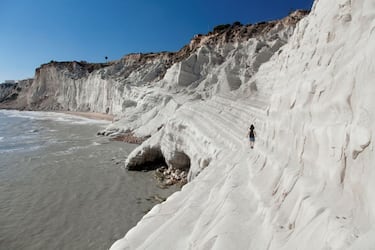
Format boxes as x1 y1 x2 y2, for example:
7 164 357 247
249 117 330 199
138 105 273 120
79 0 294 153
127 146 192 172
127 146 167 171
168 151 191 171
156 150 190 187
127 147 191 186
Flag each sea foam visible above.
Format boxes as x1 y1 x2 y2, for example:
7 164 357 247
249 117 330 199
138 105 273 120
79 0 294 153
0 110 110 125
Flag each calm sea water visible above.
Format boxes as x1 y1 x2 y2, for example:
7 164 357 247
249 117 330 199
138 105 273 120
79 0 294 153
0 110 176 250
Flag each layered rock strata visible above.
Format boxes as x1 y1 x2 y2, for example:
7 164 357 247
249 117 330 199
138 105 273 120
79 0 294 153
0 11 307 117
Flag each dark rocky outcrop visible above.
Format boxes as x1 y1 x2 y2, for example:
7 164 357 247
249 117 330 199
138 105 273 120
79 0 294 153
0 79 33 109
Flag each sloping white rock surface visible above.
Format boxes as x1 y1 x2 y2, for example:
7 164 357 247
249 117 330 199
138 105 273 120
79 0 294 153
111 0 375 249
104 14 302 137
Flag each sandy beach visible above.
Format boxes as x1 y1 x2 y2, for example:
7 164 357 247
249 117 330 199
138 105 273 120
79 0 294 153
62 111 114 121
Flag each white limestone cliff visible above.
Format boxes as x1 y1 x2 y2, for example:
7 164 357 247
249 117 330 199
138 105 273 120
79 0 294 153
110 0 375 249
103 12 305 137
0 12 304 122
2 1 373 248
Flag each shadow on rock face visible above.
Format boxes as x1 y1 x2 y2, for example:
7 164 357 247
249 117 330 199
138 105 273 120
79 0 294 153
126 146 191 172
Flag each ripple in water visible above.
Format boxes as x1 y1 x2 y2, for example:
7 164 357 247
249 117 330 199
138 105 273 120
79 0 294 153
0 110 178 250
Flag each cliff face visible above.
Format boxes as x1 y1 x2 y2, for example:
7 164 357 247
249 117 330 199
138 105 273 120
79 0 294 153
0 79 34 109
100 10 308 136
0 10 307 116
28 61 114 112
0 83 19 103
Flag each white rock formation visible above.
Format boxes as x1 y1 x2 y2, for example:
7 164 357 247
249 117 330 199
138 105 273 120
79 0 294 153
110 0 375 249
26 56 173 114
0 12 304 121
103 12 304 137
0 79 33 108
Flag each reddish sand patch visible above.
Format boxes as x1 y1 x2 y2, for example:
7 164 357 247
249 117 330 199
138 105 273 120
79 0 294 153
62 111 114 121
110 132 150 144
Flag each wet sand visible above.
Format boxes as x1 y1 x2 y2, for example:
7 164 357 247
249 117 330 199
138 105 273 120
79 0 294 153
62 111 114 121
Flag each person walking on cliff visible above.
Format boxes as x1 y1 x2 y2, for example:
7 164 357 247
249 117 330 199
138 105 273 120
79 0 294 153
247 124 256 149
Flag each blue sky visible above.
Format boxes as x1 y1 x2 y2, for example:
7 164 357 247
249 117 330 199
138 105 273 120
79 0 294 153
0 0 314 82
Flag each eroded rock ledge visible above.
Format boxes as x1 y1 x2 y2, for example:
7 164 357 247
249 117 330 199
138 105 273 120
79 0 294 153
106 132 151 144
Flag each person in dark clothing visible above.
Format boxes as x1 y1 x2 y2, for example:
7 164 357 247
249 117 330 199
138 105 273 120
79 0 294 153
247 124 256 149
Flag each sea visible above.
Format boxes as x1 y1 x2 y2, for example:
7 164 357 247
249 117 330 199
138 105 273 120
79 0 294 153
0 110 177 250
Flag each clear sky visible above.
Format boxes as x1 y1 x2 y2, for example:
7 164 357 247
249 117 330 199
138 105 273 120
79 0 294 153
0 0 314 82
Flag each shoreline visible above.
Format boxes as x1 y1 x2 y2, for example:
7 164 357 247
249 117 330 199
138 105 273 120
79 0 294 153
0 113 179 250
61 111 114 121
0 109 115 122
109 132 150 144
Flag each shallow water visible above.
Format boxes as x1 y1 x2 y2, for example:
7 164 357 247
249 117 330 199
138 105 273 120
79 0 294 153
0 110 177 250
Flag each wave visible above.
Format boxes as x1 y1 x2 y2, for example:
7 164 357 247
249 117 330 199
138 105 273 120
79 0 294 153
0 144 42 154
0 110 110 125
52 144 94 156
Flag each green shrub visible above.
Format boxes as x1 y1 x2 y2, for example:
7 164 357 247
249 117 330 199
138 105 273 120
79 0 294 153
213 24 231 33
